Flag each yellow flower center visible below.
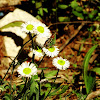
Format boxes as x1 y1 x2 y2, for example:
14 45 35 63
23 68 31 75
26 24 34 30
57 59 65 65
36 49 42 53
37 26 44 33
48 47 55 52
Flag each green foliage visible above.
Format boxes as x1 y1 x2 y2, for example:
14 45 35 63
58 17 70 22
91 67 100 75
58 4 68 9
70 1 78 8
72 10 84 19
0 21 23 30
45 70 58 78
49 85 68 96
83 44 98 94
29 80 39 100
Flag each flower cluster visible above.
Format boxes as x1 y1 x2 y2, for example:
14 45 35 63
17 21 70 78
21 21 51 38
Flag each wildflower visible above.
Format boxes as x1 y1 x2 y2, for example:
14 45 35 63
17 62 37 77
43 46 59 57
33 22 51 38
31 48 44 57
52 57 70 70
21 21 35 34
36 35 51 47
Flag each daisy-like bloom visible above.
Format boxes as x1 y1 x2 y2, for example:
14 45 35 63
33 22 51 38
36 35 51 47
52 57 70 70
31 48 44 57
21 21 35 34
17 62 37 78
43 46 59 57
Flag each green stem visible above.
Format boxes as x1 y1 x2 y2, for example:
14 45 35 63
14 78 28 99
1 35 37 83
44 69 59 100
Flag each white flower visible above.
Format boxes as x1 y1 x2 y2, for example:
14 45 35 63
21 21 35 34
43 46 59 57
31 48 44 57
33 22 51 38
17 62 37 77
36 35 51 47
52 57 70 70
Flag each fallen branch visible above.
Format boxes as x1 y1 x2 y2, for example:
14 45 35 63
59 23 85 52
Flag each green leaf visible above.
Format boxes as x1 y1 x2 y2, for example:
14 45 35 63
32 0 35 4
91 67 100 75
13 83 16 91
73 64 77 68
75 6 83 12
38 8 43 16
29 81 39 100
0 21 24 30
58 17 70 22
49 85 64 96
36 15 42 20
45 70 58 78
36 2 42 9
58 4 68 9
72 11 84 19
70 1 78 8
83 44 98 94
88 14 94 19
49 85 68 96
43 8 48 13
0 86 5 91
4 93 11 100
88 10 98 19
52 8 57 12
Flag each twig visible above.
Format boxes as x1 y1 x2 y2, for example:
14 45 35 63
48 21 100 28
59 23 85 52
86 90 100 100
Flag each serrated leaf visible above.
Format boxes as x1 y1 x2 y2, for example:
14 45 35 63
72 11 84 19
70 1 78 8
91 67 100 75
83 44 98 94
0 21 23 30
58 4 68 9
45 70 58 78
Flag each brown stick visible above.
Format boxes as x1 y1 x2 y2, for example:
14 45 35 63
59 23 85 52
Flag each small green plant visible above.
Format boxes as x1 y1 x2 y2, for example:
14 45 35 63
0 20 70 100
